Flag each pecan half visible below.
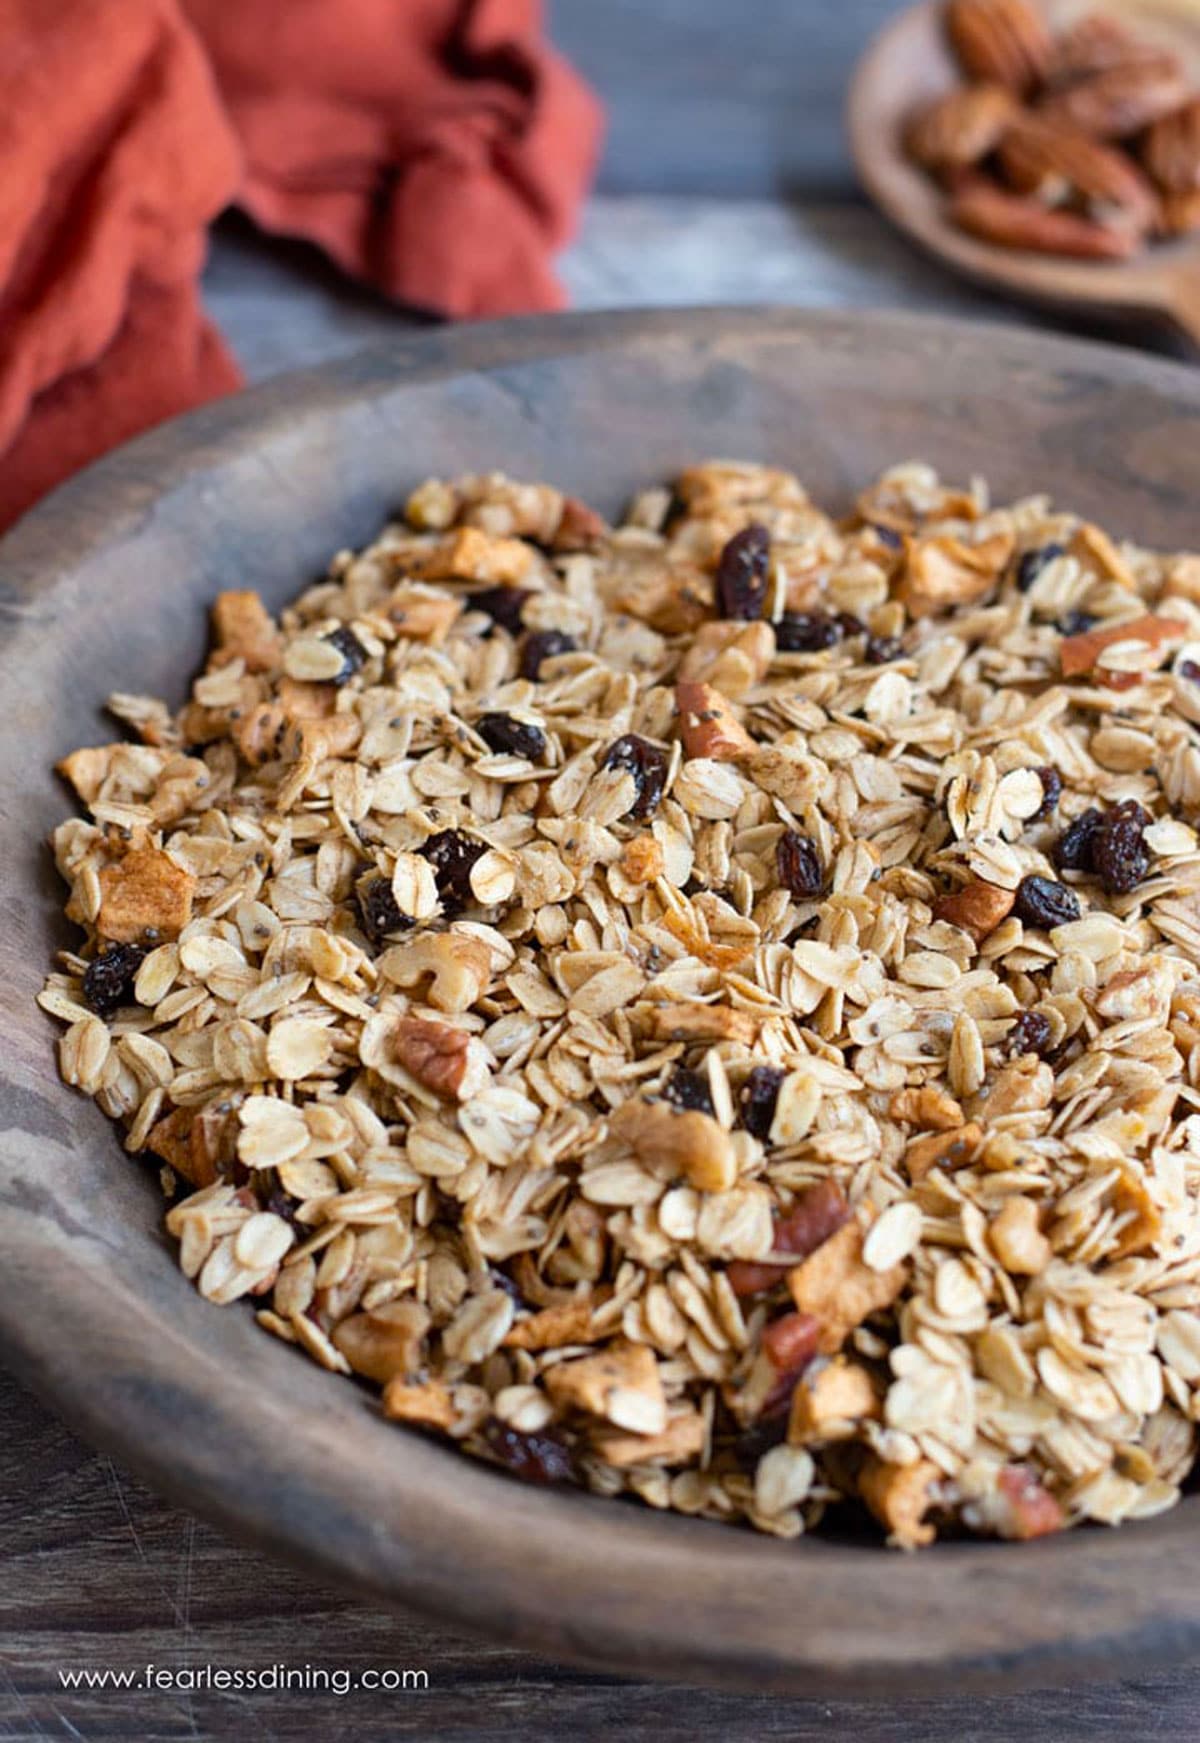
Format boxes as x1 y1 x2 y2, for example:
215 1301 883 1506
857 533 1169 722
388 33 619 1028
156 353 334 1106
945 0 1052 94
1059 612 1186 678
1038 56 1189 140
998 117 1158 234
1143 98 1200 195
906 82 1018 175
1048 13 1150 87
949 176 1138 258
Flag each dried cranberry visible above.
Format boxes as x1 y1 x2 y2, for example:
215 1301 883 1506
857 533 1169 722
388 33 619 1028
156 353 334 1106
1057 609 1099 637
775 611 845 652
864 634 904 665
1015 543 1066 593
324 625 368 685
1033 765 1062 821
419 829 485 915
1053 807 1104 874
82 943 145 1016
602 734 668 821
356 874 412 943
663 1066 715 1116
520 629 578 681
1013 875 1081 929
715 523 770 620
470 586 531 636
776 829 825 899
481 1420 576 1486
740 1065 784 1140
1094 812 1149 896
476 712 546 761
1006 1011 1053 1060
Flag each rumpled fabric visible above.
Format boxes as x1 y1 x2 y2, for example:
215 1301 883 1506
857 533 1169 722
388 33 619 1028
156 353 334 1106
0 0 601 529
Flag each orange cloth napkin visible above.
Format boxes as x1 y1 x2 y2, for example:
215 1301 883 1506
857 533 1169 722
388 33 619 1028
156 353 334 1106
0 0 601 531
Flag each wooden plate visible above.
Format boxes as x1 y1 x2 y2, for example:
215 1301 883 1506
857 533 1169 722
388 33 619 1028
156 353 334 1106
849 0 1200 348
3 309 1200 1695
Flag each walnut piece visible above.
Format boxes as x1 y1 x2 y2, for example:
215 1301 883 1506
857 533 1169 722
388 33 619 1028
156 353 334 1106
392 1015 490 1100
788 1357 880 1442
609 1099 737 1193
860 1455 940 1548
379 932 492 1013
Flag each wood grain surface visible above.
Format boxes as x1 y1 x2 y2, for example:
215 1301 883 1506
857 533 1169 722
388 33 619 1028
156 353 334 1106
7 1364 1200 1741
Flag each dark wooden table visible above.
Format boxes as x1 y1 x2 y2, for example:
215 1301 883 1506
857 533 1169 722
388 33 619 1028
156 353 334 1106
6 2 1200 1736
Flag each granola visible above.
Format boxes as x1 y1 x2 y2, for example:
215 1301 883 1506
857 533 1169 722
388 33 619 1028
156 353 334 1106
41 457 1200 1548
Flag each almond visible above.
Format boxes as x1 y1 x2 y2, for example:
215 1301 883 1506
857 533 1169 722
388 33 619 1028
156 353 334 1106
906 82 1018 175
1059 612 1186 678
945 0 1051 94
933 878 1015 942
1143 98 1200 196
950 176 1138 258
675 680 755 762
1038 56 1189 140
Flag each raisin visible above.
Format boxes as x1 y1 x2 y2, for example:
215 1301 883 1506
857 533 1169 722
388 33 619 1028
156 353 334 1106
1006 1011 1053 1060
864 634 904 665
776 829 825 899
602 734 668 821
357 875 412 944
663 1066 715 1116
264 1185 304 1232
1013 875 1081 929
871 524 903 550
324 625 368 685
1015 543 1065 593
1057 609 1099 637
1054 807 1104 873
489 1267 527 1307
715 523 770 620
481 1420 576 1485
733 1414 790 1468
740 1065 785 1140
775 611 842 652
476 712 546 761
1033 765 1062 821
1094 813 1149 896
470 586 531 636
1179 659 1200 683
82 943 145 1016
419 829 485 915
520 629 578 680
1108 797 1152 830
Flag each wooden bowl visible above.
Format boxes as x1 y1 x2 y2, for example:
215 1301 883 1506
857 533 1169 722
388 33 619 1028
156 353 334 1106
4 309 1200 1695
849 0 1200 349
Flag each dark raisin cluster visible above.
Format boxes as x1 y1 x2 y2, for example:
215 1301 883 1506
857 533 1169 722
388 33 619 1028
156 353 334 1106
420 829 486 915
662 1066 715 1116
1006 1011 1054 1060
481 1420 576 1485
776 830 825 899
1053 799 1151 896
739 1065 785 1140
602 735 668 821
519 629 578 680
82 944 145 1016
476 712 546 761
356 875 412 944
715 523 770 620
1015 543 1066 593
470 586 531 636
324 625 368 685
1013 875 1081 929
